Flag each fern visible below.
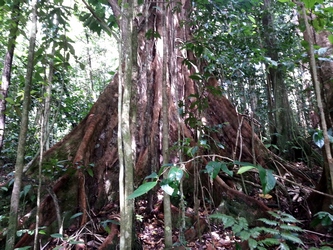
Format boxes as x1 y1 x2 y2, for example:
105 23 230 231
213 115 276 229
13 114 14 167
211 210 304 249
280 232 303 245
259 237 281 246
209 213 236 228
280 224 303 232
238 230 251 240
257 218 278 226
248 238 258 249
278 242 290 250
255 226 280 235
268 211 300 223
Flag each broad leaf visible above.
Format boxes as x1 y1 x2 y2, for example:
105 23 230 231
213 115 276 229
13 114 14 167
127 181 157 199
258 166 276 194
70 212 83 220
205 161 233 179
303 0 316 9
327 35 333 44
161 183 179 196
144 172 158 180
237 166 256 174
168 166 184 182
50 233 63 239
313 130 324 148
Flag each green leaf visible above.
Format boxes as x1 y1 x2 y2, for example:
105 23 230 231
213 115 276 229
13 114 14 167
259 237 280 246
23 184 31 197
69 240 85 245
127 181 157 199
187 146 198 157
50 233 63 239
257 218 278 226
278 242 290 250
258 166 276 194
189 74 202 80
158 163 173 175
70 212 83 220
38 230 46 235
87 168 94 177
145 172 159 180
280 232 304 244
205 161 233 178
280 224 303 232
248 15 256 24
233 161 257 167
5 97 15 105
161 183 178 196
313 130 324 148
168 166 183 182
303 0 316 9
248 238 258 249
52 247 63 250
237 166 256 174
238 230 251 240
209 213 236 228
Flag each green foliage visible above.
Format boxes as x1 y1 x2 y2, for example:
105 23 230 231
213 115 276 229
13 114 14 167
128 164 188 199
75 0 117 35
204 161 233 179
210 210 304 249
161 166 184 196
312 129 333 148
42 159 70 180
127 181 157 199
1 0 118 164
311 208 333 231
236 161 276 194
50 232 85 249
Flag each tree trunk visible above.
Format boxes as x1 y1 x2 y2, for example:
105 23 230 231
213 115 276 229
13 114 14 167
0 0 21 154
262 0 301 159
5 1 38 249
118 0 135 248
9 0 279 247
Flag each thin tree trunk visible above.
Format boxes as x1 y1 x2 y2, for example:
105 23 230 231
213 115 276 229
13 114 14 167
162 1 173 248
43 20 58 151
118 0 135 248
0 0 20 154
5 1 38 249
300 3 333 194
85 31 97 102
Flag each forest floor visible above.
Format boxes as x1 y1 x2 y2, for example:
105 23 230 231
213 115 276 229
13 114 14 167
1 160 333 249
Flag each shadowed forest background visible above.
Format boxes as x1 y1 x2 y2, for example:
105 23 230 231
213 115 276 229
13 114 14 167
1 0 333 249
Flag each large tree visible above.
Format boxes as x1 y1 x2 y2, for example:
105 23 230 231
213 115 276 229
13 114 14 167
3 0 315 248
